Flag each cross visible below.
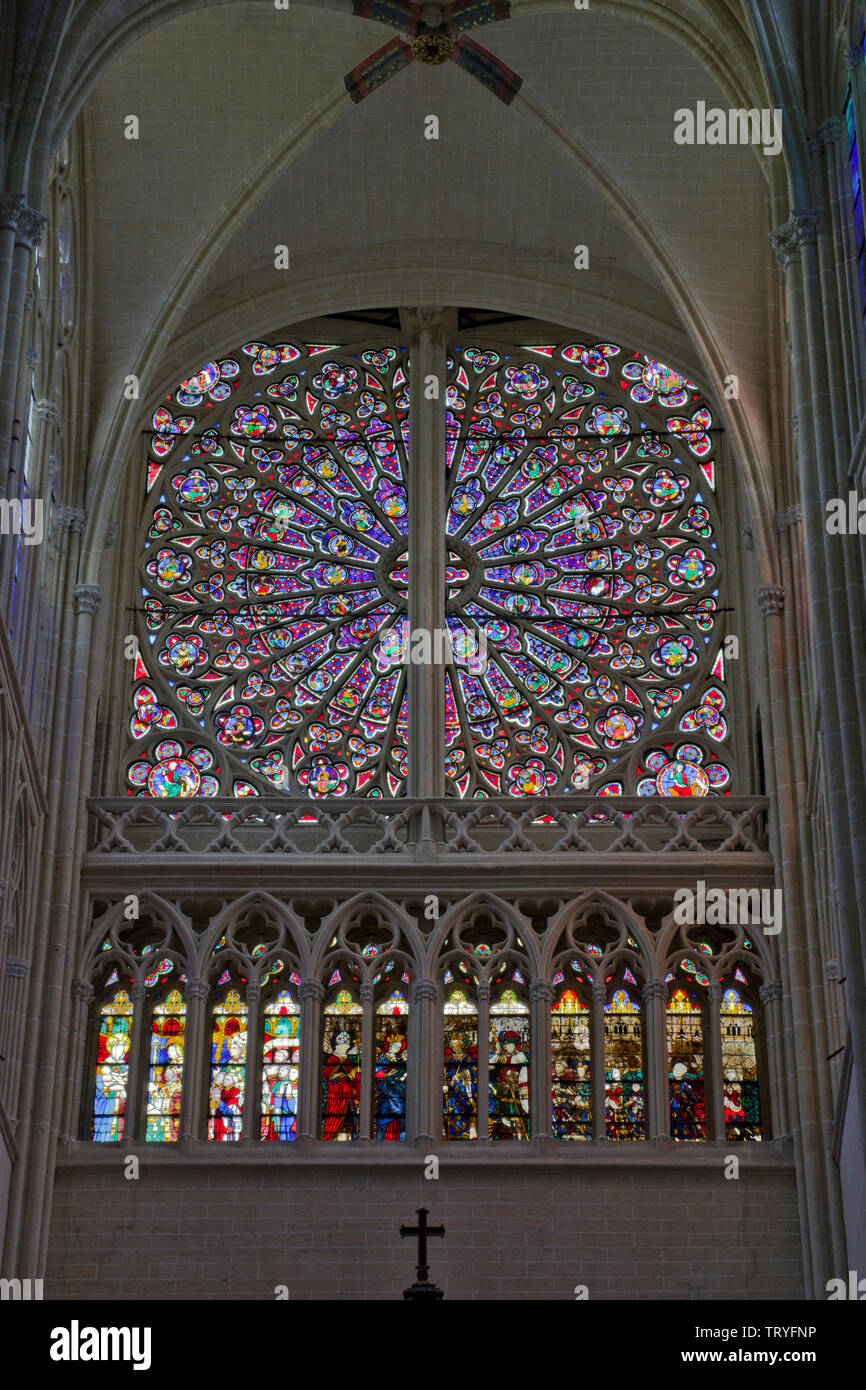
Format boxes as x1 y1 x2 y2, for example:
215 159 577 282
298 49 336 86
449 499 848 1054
400 1207 445 1284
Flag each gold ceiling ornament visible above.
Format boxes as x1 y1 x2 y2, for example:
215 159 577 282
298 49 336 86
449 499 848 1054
412 32 454 64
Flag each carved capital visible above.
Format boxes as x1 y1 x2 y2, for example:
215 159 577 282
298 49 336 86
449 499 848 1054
774 504 802 532
475 982 491 1004
56 505 86 532
73 583 101 615
299 979 324 1003
404 305 448 335
529 978 554 1005
823 959 842 983
360 981 375 1006
742 523 755 552
25 345 38 368
130 982 147 1003
71 977 95 1006
35 398 59 426
591 980 607 1006
246 982 262 1006
0 878 7 903
4 956 29 980
757 584 785 617
103 522 118 549
412 978 438 1005
759 980 782 1005
642 978 667 1003
791 411 799 434
0 193 25 232
186 977 209 1001
771 211 821 268
15 204 47 250
807 117 842 152
706 981 722 1004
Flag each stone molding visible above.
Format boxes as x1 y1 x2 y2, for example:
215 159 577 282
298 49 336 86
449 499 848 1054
73 583 101 615
757 585 785 617
771 211 822 269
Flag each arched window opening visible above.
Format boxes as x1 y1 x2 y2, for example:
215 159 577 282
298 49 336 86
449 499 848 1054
144 983 185 1143
373 989 409 1141
91 987 133 1142
443 987 478 1140
321 986 363 1141
551 987 591 1140
489 987 530 1140
721 987 762 1141
208 986 248 1142
261 988 300 1141
667 986 707 1140
604 986 645 1140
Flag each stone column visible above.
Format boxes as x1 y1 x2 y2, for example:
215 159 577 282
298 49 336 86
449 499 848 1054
759 979 785 1139
529 978 553 1140
297 979 323 1140
68 977 95 1140
476 981 490 1143
705 982 725 1143
124 983 148 1142
358 980 375 1141
408 977 439 1143
241 983 262 1142
642 979 668 1141
591 979 606 1141
179 978 209 1142
404 306 452 801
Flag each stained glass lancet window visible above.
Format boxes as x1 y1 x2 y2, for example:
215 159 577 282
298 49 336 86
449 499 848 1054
91 988 132 1141
604 988 645 1140
667 987 706 1140
373 990 409 1140
442 341 730 797
208 988 248 1141
321 988 363 1140
261 989 300 1140
443 989 478 1139
131 332 731 799
721 988 762 1141
551 988 591 1139
145 986 185 1142
489 989 530 1139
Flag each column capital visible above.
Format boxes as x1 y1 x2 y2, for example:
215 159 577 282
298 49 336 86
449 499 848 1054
759 980 782 1005
770 210 822 268
4 956 29 980
73 583 101 615
246 982 262 1006
412 978 439 1004
706 981 722 1004
56 505 86 533
130 982 147 1004
185 977 210 1001
0 193 25 232
35 398 60 425
774 503 803 532
14 203 47 250
529 978 553 1005
822 959 842 982
475 981 490 1004
104 522 119 549
807 117 842 152
757 584 785 617
642 978 667 1003
71 977 95 1006
402 305 451 335
299 978 324 1002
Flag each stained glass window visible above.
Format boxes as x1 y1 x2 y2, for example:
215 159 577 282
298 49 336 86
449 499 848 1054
443 988 478 1139
721 988 762 1141
551 989 591 1139
91 988 132 1142
322 988 362 1140
261 990 299 1141
604 988 645 1140
131 334 731 799
845 30 866 322
444 342 728 796
373 990 408 1141
145 986 185 1142
489 989 530 1139
208 988 248 1141
667 987 706 1140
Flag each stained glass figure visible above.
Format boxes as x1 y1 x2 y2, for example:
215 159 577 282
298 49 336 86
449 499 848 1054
208 988 248 1141
373 990 409 1141
322 988 362 1140
91 988 132 1141
489 989 530 1140
721 988 762 1141
261 990 300 1140
667 987 706 1140
604 988 645 1140
550 989 591 1139
145 987 185 1142
443 342 729 797
443 989 478 1139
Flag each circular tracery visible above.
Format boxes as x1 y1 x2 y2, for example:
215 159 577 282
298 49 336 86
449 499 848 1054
129 330 732 799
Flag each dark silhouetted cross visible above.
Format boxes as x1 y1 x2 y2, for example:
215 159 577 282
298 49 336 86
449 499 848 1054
400 1207 445 1284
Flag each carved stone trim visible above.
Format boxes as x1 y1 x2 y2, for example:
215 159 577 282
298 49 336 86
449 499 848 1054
5 957 29 979
757 585 785 617
0 878 7 903
823 960 842 983
300 979 324 1003
56 505 86 532
759 980 782 1005
15 205 47 250
35 399 59 426
0 194 25 232
73 583 101 615
412 978 438 1004
529 978 553 1005
807 117 842 152
186 977 209 1001
360 981 375 1005
771 211 822 269
642 978 667 1003
475 982 490 1004
71 978 95 1005
246 982 262 1006
774 504 803 532
104 522 118 549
